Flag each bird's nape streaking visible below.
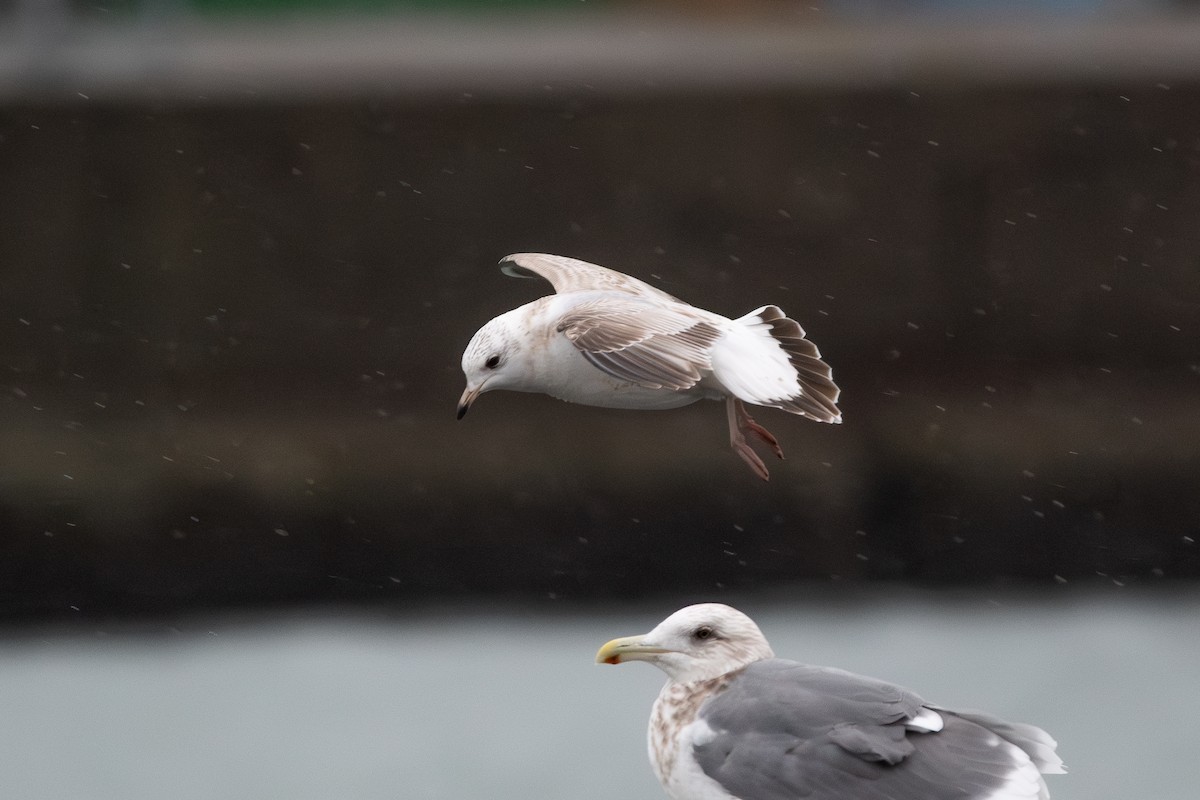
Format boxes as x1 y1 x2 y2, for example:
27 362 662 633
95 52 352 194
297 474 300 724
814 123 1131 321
596 603 1065 800
458 253 841 479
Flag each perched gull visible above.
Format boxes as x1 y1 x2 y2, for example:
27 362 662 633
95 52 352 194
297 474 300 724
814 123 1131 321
596 603 1065 800
458 253 841 479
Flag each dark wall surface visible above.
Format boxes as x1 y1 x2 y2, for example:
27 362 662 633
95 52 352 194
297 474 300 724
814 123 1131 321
2 85 1198 618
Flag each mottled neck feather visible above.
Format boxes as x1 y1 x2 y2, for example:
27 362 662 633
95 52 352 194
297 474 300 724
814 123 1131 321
650 669 744 785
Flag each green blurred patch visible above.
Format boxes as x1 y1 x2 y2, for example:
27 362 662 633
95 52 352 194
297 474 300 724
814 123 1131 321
68 0 595 16
189 0 587 11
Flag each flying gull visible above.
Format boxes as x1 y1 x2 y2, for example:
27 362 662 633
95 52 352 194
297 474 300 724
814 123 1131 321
596 603 1065 800
458 254 841 479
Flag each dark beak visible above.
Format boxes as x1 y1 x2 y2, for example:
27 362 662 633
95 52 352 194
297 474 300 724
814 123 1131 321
457 385 481 419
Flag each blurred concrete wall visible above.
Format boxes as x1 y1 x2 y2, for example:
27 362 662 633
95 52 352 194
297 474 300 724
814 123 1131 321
1 17 1199 617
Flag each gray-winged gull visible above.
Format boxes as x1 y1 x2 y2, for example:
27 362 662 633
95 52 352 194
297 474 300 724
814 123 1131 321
596 603 1065 800
457 253 841 480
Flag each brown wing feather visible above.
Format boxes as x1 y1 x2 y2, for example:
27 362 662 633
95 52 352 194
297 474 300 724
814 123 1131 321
557 297 721 390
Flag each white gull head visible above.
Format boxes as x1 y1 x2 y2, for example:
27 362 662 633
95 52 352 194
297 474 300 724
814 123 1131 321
457 307 540 419
595 603 775 684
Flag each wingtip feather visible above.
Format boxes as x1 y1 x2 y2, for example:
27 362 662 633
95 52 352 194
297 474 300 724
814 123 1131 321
498 253 541 279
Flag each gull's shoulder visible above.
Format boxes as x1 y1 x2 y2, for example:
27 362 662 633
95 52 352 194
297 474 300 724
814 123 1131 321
500 253 681 302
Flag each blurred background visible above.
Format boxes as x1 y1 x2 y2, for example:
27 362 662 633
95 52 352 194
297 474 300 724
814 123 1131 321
1 1 1198 798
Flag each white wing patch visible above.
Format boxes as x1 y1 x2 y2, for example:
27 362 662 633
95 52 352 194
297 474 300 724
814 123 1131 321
904 707 945 733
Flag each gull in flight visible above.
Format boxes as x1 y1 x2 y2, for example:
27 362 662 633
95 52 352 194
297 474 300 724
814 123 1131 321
596 603 1065 800
458 254 841 479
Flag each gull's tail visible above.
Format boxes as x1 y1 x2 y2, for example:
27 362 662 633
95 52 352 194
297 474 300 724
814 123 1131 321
937 708 1065 800
943 708 1067 777
712 305 842 422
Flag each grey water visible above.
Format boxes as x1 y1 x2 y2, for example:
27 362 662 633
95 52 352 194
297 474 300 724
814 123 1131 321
0 590 1194 800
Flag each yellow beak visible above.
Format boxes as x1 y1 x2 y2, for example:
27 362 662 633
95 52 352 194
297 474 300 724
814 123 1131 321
595 634 669 665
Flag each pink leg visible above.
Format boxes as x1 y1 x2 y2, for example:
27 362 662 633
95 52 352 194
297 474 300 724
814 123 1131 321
725 398 785 481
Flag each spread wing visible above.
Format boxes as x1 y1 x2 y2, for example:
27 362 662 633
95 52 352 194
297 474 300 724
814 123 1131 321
557 296 722 390
693 660 1052 800
500 253 681 302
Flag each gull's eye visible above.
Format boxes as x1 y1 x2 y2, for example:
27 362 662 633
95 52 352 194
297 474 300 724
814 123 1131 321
485 355 501 369
693 626 714 641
